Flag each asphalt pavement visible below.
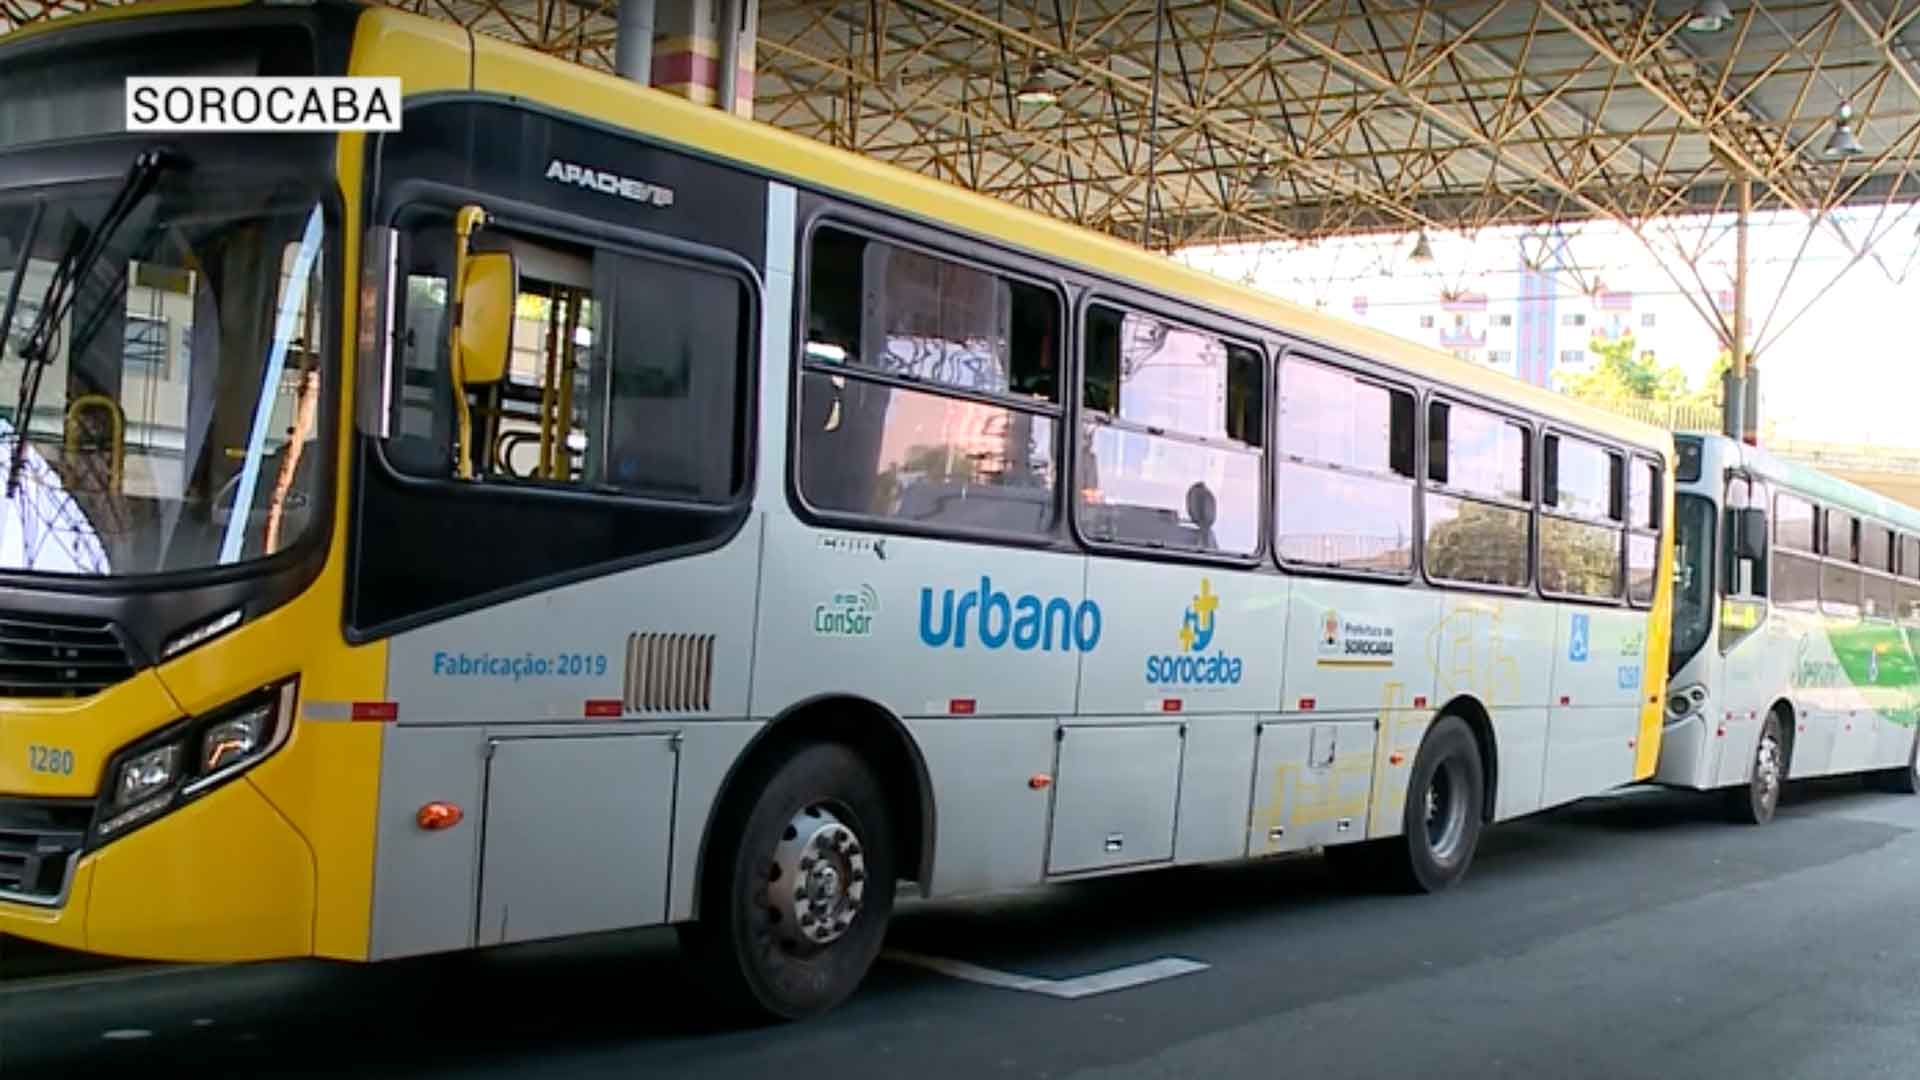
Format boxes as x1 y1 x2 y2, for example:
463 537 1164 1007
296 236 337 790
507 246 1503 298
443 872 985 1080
4 776 1917 1080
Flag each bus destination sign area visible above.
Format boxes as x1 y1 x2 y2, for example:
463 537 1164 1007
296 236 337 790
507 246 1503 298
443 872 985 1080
126 77 402 132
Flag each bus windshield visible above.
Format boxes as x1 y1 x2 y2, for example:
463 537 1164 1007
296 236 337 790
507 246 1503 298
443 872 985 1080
0 163 329 577
1670 493 1715 675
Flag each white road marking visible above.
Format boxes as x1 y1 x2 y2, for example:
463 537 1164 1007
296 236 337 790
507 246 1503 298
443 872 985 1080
884 950 1208 999
100 1029 151 1040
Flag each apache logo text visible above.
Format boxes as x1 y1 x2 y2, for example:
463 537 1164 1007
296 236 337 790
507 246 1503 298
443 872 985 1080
545 159 675 208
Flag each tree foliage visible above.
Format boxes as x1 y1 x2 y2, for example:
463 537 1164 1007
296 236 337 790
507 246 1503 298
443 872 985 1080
1554 332 1718 407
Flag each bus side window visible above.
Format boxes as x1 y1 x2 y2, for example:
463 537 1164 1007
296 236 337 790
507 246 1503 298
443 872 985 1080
796 226 1061 536
1861 522 1895 619
1820 509 1863 620
1075 304 1264 557
1724 475 1766 599
1538 432 1625 601
383 216 749 502
1422 399 1531 590
1771 490 1817 608
1273 355 1414 575
1901 532 1920 630
1627 456 1660 606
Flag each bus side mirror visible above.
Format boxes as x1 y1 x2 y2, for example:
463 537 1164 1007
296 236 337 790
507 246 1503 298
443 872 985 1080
1734 507 1768 561
454 250 516 387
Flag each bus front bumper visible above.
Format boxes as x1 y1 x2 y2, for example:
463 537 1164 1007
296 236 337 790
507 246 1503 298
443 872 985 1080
1653 713 1716 789
0 774 315 963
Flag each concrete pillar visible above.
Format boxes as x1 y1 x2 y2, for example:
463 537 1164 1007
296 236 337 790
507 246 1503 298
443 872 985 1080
648 0 757 117
615 0 655 83
1726 175 1752 444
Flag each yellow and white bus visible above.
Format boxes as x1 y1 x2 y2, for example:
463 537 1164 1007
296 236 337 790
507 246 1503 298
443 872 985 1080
0 0 1673 1019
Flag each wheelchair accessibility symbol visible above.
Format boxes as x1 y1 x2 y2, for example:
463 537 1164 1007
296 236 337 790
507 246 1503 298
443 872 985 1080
1568 613 1590 663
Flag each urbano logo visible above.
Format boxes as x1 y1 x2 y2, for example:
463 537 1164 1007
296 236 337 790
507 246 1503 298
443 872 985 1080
1146 578 1244 686
918 577 1101 653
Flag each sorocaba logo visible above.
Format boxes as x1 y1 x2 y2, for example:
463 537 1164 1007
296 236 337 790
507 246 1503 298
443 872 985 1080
1146 579 1244 687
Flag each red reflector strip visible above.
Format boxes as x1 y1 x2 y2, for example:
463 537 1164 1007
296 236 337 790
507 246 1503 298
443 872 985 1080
585 699 623 718
351 701 398 722
1298 698 1316 711
1161 698 1183 713
950 698 976 715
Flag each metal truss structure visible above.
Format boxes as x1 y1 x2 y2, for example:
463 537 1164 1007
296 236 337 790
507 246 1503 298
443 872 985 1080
6 0 1920 256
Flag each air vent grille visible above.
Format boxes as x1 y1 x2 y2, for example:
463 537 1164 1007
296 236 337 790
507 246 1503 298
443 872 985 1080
0 612 135 698
0 798 91 902
624 632 714 713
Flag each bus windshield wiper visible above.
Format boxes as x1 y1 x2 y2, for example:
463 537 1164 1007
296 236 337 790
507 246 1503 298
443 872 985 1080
0 200 44 385
7 147 180 496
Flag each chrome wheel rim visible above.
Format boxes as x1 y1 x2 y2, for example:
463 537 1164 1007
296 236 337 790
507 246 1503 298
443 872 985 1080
1425 758 1470 863
1754 729 1782 812
764 804 866 950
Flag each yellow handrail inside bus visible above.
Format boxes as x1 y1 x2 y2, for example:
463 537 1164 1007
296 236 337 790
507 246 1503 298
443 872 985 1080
557 289 580 481
538 293 560 479
64 394 124 494
448 204 487 480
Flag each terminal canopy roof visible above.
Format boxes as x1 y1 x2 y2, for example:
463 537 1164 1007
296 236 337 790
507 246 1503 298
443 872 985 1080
7 0 1920 250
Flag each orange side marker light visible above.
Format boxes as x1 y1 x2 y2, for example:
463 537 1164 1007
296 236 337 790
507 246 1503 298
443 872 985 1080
417 802 463 830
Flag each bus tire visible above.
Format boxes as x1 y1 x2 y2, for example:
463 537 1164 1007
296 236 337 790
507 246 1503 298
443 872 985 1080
1380 714 1485 894
1726 711 1784 824
680 742 896 1021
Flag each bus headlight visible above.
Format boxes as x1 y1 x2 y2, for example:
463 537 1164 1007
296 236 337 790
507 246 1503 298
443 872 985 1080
114 744 180 809
195 702 275 779
1666 682 1708 720
93 679 298 843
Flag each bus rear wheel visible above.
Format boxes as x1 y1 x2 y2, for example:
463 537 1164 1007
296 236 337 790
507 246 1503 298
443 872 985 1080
1727 712 1784 824
1334 715 1485 894
681 743 896 1021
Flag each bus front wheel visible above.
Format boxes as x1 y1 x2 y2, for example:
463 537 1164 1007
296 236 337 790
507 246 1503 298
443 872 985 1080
681 742 896 1021
1727 712 1784 824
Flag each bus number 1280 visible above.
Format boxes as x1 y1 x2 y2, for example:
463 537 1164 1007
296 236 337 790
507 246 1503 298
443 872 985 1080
28 745 75 776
